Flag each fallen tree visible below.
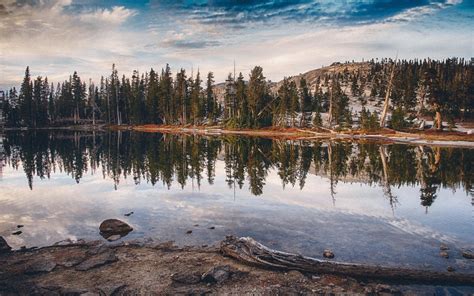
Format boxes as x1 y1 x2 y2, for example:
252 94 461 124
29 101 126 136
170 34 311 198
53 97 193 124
220 236 474 286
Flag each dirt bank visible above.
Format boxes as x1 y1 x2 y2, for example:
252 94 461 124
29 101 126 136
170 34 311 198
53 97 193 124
1 238 473 295
131 125 474 148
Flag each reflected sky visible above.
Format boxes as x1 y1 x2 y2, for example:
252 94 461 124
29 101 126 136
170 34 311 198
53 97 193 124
0 133 472 274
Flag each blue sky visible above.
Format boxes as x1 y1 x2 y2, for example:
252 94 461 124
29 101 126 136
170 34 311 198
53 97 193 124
0 0 472 89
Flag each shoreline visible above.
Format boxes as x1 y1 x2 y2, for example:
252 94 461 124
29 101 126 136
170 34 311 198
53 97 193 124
4 124 474 148
132 124 474 148
1 237 473 295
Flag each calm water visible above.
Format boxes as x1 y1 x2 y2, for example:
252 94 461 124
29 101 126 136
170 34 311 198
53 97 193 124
0 130 472 274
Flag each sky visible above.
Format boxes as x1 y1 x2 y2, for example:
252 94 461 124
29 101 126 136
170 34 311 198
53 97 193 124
0 0 473 89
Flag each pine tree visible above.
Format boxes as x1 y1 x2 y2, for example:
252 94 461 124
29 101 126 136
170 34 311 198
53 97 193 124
19 66 33 127
299 78 312 127
205 72 217 124
146 68 159 123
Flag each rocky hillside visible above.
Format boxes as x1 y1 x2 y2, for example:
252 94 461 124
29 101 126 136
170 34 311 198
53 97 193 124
214 61 387 116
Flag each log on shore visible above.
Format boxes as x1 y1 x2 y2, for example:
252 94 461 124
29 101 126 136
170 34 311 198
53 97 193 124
220 236 474 286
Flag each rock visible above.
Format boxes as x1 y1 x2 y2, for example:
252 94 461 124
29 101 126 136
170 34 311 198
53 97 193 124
171 273 201 284
447 266 455 272
461 250 474 259
98 284 127 295
194 224 199 227
99 219 133 240
440 251 449 258
208 226 215 230
17 225 24 228
323 249 335 259
25 260 57 274
186 230 192 234
201 265 232 284
12 231 22 235
75 249 117 271
440 244 449 251
124 212 134 217
0 236 12 253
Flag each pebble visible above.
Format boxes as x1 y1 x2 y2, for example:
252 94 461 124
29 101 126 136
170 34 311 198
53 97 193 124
461 250 474 259
323 249 335 259
440 251 449 258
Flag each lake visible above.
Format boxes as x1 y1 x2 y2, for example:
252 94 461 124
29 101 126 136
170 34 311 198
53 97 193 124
0 130 472 274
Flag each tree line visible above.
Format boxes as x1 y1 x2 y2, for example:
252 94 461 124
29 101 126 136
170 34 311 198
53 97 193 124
2 58 473 130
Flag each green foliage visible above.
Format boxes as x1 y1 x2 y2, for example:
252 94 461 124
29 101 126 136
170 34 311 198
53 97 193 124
359 108 379 131
5 58 473 129
389 107 408 131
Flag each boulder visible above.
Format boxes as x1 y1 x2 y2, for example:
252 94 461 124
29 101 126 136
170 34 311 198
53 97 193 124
0 236 12 254
99 219 133 240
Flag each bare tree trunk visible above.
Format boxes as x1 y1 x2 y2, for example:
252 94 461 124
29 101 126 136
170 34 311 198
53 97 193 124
328 81 333 127
221 236 474 285
435 111 442 130
379 146 397 210
380 57 397 128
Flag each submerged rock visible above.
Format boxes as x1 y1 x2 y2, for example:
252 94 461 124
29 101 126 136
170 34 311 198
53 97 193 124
0 236 12 253
99 219 133 240
323 249 335 259
440 251 449 258
440 244 449 251
461 250 474 259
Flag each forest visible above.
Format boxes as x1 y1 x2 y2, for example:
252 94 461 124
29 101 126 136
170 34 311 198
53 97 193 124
1 58 473 130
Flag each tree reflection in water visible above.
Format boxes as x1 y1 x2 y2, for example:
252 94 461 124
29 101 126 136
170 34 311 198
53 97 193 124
3 130 472 210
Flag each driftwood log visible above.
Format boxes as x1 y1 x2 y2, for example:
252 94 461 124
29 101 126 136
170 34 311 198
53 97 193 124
220 236 474 286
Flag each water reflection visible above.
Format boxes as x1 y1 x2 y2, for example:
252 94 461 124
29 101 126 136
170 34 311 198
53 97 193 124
2 130 472 211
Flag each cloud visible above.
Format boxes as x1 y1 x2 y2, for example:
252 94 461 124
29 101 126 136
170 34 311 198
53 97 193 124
79 6 138 25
